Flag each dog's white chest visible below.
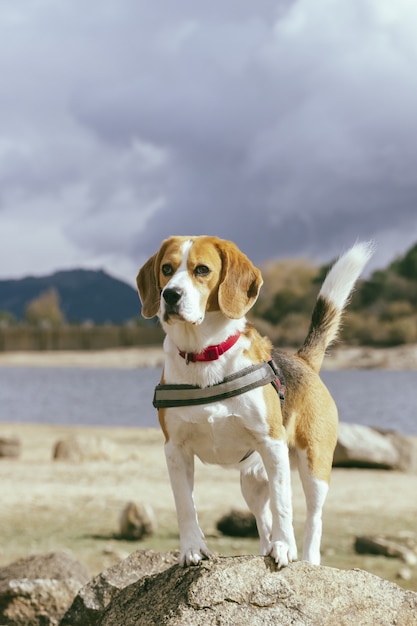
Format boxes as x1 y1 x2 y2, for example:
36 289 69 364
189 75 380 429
167 405 258 466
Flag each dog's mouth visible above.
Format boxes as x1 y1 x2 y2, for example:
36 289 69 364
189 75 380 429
163 306 182 323
163 306 204 326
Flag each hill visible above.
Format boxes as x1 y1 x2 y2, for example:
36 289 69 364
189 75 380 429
0 269 141 324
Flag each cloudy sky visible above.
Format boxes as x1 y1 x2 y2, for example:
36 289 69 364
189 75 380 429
1 0 417 286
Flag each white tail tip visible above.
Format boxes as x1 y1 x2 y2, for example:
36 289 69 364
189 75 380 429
319 241 375 310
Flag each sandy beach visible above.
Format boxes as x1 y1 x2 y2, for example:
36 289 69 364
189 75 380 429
0 345 417 592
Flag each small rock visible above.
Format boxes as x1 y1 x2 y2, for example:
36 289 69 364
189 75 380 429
0 435 21 458
355 534 417 564
216 508 258 537
119 502 156 540
402 551 417 566
53 436 119 462
397 566 412 581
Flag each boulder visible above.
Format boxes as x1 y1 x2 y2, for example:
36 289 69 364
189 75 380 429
60 549 178 626
216 508 258 537
53 436 119 462
96 555 417 626
0 551 90 626
333 422 415 470
0 436 21 458
119 502 155 540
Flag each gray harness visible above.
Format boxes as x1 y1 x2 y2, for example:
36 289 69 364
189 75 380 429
153 360 286 409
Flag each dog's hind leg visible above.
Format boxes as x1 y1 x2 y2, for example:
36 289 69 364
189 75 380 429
296 448 330 565
240 462 272 555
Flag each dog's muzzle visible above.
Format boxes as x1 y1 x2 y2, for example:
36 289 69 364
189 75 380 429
162 287 183 318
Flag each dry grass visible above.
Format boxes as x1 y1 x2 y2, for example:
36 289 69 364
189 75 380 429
0 423 416 591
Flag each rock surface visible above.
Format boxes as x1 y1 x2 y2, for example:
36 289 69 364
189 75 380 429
0 551 90 626
97 555 417 626
333 422 415 470
3 550 417 626
60 549 178 626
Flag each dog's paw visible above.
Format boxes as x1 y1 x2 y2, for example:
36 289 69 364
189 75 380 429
265 541 297 569
179 543 212 567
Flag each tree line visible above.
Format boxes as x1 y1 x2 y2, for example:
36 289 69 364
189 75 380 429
1 242 417 349
252 242 417 347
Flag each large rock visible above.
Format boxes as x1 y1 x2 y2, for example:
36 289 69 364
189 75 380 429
0 551 90 626
333 422 415 470
97 556 417 626
60 549 178 626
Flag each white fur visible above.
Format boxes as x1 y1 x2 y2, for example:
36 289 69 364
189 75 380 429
296 449 329 564
319 241 375 310
241 442 297 566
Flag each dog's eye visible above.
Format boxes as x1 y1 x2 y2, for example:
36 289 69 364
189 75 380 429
162 264 174 276
194 265 210 276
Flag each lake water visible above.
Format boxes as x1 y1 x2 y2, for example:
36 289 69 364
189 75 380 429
0 367 416 435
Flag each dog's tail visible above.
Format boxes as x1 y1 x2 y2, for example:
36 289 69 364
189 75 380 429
297 241 374 373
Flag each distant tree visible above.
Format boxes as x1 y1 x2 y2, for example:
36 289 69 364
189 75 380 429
0 311 17 326
25 288 65 326
393 243 417 280
250 243 417 347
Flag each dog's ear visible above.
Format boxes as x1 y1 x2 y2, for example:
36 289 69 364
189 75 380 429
136 253 161 318
217 241 263 319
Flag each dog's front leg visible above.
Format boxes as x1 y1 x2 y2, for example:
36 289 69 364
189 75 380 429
258 437 297 568
164 440 212 566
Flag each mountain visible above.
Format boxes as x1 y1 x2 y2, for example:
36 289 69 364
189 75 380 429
0 269 142 324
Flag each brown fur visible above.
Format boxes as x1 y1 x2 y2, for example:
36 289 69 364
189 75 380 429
137 236 263 320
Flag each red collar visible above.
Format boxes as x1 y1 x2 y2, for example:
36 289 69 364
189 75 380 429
179 332 241 364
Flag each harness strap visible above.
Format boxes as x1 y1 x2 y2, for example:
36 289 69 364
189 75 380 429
153 360 285 409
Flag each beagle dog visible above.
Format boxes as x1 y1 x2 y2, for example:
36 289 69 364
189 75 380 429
137 236 373 568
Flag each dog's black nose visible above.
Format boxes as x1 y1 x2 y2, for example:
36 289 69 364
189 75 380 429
163 288 182 306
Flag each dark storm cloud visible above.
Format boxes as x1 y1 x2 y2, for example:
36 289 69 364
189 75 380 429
1 1 417 281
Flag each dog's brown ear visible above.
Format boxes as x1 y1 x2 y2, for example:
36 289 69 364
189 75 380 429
217 241 263 319
136 253 161 318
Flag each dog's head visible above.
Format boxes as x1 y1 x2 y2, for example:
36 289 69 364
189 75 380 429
137 236 263 325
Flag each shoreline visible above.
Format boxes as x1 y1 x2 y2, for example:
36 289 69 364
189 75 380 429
0 343 417 370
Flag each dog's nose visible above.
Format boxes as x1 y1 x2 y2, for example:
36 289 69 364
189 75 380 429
163 288 182 306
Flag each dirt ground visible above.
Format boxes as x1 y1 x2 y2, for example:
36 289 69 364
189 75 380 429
1 422 416 591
